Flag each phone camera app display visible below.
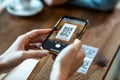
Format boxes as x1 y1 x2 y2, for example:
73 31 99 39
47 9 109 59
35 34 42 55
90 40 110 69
42 17 87 54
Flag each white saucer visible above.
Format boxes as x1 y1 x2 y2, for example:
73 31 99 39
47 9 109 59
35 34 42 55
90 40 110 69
6 0 44 16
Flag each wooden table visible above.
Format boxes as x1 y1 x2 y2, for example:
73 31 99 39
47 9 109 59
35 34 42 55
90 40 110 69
0 4 120 80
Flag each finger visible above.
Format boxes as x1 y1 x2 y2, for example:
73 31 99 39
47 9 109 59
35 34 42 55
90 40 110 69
64 39 82 56
76 48 86 63
26 29 52 39
0 50 48 72
27 43 42 49
30 33 49 43
73 39 82 51
51 54 57 60
21 50 49 59
19 29 51 45
26 29 51 41
77 48 85 59
55 39 82 61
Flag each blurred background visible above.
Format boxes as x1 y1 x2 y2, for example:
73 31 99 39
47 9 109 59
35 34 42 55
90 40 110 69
0 0 120 80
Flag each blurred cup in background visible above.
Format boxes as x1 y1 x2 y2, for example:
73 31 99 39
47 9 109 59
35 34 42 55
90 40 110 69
6 0 44 16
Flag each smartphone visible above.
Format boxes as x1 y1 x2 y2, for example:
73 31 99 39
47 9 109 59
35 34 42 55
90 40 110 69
41 16 89 55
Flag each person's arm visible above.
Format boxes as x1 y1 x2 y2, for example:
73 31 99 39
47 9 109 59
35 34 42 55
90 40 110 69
0 29 51 74
50 39 85 80
68 0 119 11
44 0 119 11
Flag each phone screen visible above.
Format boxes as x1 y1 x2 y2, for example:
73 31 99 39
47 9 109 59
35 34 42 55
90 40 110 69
42 16 88 54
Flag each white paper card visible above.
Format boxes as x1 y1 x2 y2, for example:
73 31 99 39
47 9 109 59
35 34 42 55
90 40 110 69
77 44 99 74
4 59 39 80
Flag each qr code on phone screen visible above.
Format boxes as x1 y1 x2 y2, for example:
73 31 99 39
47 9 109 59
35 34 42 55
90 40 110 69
55 23 77 41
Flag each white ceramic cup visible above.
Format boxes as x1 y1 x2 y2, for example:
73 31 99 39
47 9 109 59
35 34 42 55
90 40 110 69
13 0 31 10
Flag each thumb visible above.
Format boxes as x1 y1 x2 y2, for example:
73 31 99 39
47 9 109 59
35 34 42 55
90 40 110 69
22 50 49 59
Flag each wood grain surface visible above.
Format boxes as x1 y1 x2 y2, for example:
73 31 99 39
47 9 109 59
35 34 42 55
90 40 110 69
0 5 120 80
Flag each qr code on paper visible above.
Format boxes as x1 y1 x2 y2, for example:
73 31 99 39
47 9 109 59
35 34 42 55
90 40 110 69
77 44 99 74
55 23 77 41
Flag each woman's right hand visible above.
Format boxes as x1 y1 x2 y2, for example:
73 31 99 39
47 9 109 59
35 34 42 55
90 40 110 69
50 39 85 80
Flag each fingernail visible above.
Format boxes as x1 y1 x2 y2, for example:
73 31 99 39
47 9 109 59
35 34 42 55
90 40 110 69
74 39 80 44
41 50 49 56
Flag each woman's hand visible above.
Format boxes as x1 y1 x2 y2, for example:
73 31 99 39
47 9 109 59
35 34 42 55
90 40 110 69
0 29 51 73
44 0 68 6
50 39 85 80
